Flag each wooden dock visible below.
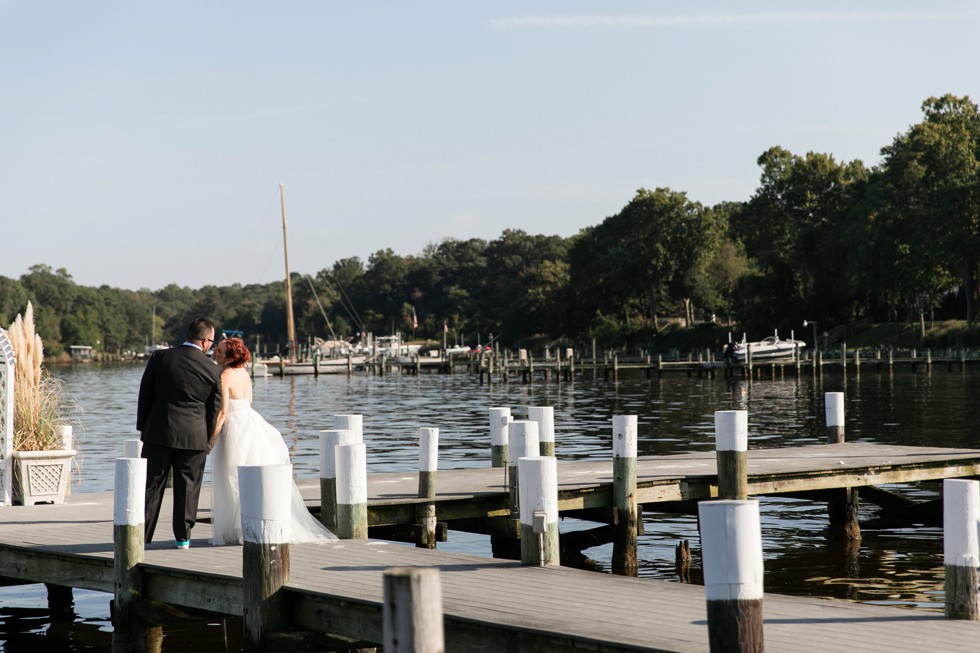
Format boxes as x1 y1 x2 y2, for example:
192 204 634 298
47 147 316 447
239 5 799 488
3 442 980 651
356 442 980 530
381 348 980 381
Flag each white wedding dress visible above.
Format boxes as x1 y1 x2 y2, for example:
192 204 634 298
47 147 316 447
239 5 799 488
210 399 337 545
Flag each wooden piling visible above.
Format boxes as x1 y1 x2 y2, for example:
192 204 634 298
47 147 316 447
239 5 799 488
944 479 980 619
824 392 860 541
336 443 369 539
699 500 764 653
518 456 560 567
240 464 293 653
825 392 845 443
715 410 748 500
417 427 439 549
112 456 147 653
528 406 555 457
612 415 638 577
383 567 444 653
508 421 539 515
489 407 511 468
319 429 357 532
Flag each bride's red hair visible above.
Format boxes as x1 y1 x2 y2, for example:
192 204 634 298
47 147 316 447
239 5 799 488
223 337 251 368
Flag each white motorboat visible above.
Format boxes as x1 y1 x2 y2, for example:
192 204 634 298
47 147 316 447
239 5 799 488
725 332 806 362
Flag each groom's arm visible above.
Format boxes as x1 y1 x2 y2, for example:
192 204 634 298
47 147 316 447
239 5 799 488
136 352 158 432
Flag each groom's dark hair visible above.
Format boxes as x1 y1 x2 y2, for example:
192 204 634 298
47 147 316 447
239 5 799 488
187 318 215 341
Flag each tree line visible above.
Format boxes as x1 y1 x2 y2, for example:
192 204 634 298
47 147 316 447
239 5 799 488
4 94 979 358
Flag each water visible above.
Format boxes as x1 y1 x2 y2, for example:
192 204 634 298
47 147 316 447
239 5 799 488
3 363 978 650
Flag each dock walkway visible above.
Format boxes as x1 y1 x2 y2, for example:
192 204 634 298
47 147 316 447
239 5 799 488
3 442 980 651
353 442 980 527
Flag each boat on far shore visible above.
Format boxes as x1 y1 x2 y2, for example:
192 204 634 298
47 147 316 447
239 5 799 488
725 331 806 363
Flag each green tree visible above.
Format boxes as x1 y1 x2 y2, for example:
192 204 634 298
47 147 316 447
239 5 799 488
731 148 870 330
0 276 29 328
877 94 980 324
568 188 724 344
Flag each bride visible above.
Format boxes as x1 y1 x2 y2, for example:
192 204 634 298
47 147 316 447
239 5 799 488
209 337 337 545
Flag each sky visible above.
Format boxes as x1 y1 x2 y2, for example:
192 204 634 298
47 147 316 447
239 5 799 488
1 2 977 291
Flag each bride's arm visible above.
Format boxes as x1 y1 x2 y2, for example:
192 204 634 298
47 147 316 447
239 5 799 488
210 368 234 451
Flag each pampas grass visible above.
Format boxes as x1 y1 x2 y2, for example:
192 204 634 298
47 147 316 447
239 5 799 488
7 302 66 451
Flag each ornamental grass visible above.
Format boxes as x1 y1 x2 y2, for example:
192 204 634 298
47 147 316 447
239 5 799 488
7 302 66 451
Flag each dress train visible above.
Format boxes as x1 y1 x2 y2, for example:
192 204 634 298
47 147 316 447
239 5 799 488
210 399 337 545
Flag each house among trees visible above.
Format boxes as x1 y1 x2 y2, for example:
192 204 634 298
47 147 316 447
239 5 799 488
68 345 93 361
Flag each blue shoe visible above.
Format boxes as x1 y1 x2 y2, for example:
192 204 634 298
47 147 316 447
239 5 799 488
175 539 190 549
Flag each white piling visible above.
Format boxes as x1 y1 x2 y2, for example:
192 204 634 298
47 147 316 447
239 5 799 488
527 406 555 456
945 479 980 619
335 443 368 539
240 464 293 652
57 424 73 450
507 420 539 513
518 456 559 566
112 457 146 651
825 392 845 443
612 415 639 576
715 410 748 500
333 414 364 442
698 499 764 653
319 429 356 531
489 407 511 468
122 438 143 459
824 393 860 540
418 427 439 549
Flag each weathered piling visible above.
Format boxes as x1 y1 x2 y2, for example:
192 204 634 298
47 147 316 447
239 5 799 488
335 443 369 539
112 456 148 653
698 500 764 653
507 421 539 515
715 410 748 500
383 567 444 653
825 393 860 541
319 429 357 532
944 478 980 619
825 392 845 443
489 407 513 558
417 427 439 549
240 464 293 652
518 455 560 567
528 405 555 456
489 407 511 468
612 415 639 576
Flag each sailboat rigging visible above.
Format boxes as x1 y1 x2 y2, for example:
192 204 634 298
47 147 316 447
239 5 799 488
280 182 297 363
268 183 366 375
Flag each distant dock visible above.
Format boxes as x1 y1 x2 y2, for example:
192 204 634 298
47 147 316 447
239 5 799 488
372 346 980 383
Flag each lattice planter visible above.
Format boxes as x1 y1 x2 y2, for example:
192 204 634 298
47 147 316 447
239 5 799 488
12 449 75 505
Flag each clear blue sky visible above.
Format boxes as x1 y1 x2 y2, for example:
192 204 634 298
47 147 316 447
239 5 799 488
2 2 976 290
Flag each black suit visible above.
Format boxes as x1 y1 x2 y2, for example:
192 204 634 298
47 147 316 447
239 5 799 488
137 344 221 543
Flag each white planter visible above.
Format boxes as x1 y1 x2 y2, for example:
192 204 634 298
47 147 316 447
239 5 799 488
12 449 75 505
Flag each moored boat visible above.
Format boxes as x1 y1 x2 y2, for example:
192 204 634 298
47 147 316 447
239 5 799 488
725 331 806 362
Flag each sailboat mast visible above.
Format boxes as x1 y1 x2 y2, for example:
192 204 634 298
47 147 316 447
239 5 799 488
280 182 297 363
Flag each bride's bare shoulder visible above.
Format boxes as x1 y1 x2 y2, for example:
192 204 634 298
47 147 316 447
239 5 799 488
221 366 251 398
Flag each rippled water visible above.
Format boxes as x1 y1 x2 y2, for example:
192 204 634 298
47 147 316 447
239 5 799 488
3 363 977 650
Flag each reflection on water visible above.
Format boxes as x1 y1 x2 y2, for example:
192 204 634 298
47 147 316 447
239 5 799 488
3 363 976 648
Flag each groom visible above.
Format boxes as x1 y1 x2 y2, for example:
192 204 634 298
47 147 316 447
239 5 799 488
137 317 221 548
